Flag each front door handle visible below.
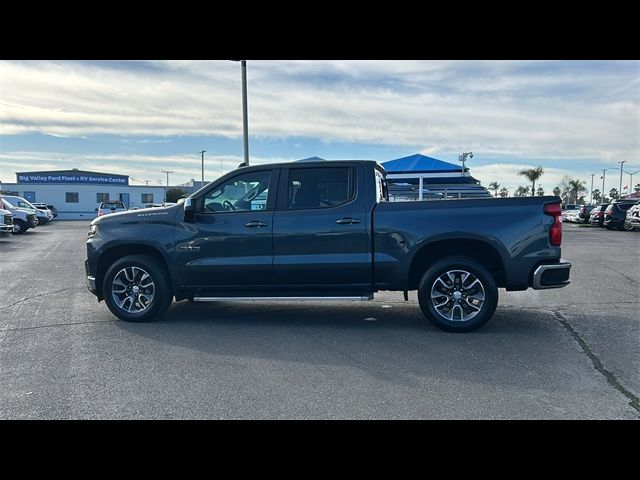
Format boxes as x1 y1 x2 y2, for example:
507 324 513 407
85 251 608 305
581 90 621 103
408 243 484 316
245 220 269 228
336 217 361 225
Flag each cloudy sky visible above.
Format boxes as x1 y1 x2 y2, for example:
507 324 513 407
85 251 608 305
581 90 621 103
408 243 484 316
1 60 639 194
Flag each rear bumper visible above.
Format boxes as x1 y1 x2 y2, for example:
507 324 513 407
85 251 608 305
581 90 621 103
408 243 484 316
532 259 571 289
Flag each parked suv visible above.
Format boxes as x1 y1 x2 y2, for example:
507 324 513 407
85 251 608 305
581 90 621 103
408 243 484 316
589 204 608 227
577 205 595 224
623 204 640 231
32 203 56 220
96 201 127 216
603 200 639 231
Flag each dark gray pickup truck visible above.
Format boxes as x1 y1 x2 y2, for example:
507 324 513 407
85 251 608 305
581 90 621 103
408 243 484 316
86 160 571 332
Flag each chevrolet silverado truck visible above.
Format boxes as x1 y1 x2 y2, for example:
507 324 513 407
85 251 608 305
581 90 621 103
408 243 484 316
86 160 571 332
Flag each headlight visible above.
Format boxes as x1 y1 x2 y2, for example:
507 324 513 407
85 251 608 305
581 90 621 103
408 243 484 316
88 224 98 237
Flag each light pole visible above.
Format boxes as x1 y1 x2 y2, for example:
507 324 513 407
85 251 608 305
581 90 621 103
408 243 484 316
624 169 640 198
618 161 626 198
162 170 174 203
458 152 473 174
231 60 250 167
199 150 206 185
590 173 595 204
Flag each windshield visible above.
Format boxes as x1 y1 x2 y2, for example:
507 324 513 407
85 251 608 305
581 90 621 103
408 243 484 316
5 197 35 209
1 198 17 209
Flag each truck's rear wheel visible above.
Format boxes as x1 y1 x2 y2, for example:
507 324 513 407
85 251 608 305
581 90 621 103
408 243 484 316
417 256 498 332
102 254 172 322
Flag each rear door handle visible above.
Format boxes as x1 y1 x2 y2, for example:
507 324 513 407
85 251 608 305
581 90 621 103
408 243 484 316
336 217 360 225
245 220 268 228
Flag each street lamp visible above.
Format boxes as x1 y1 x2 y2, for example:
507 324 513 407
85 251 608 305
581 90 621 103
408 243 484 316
624 169 640 198
231 60 250 167
590 173 595 204
199 150 206 185
617 161 626 198
600 168 616 202
458 152 473 174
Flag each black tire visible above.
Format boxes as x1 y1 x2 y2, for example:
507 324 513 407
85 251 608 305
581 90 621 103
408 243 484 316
622 223 634 231
13 220 28 234
102 254 173 322
417 256 498 333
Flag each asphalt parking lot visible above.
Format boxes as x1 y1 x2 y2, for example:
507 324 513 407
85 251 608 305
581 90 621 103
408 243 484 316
0 221 638 419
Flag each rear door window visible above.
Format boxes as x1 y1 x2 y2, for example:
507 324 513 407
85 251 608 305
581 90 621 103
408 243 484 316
286 167 355 210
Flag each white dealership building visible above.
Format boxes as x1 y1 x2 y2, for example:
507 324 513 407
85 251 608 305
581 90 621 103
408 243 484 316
0 169 167 220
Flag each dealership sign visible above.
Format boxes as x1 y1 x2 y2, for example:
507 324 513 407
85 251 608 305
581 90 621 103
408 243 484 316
16 171 129 185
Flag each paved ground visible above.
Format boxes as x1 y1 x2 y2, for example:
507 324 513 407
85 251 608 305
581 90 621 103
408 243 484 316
0 221 638 419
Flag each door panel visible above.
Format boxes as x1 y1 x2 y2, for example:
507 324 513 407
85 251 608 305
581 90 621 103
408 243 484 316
272 165 371 290
175 168 277 288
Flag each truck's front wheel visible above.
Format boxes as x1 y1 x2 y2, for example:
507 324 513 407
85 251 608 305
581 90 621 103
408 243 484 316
417 256 498 332
102 255 173 322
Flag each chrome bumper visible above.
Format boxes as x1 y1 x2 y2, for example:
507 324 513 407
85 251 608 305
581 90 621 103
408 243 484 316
532 260 572 290
86 275 97 294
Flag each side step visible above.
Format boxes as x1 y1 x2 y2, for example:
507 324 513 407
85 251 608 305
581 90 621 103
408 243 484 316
193 295 374 302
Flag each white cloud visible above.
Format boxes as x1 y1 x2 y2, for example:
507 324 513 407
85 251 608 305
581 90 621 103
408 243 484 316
0 150 289 186
1 60 638 177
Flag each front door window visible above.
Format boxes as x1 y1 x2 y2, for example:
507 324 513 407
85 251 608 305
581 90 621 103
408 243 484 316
202 170 272 213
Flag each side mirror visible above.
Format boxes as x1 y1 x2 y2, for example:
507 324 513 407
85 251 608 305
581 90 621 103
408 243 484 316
184 197 195 223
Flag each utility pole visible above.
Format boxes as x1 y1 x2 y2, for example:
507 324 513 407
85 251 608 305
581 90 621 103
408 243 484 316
601 169 606 202
162 170 174 203
199 150 206 186
618 161 626 199
590 173 595 204
241 60 249 166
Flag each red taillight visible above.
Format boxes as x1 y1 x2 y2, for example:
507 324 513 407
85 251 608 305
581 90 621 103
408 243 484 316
544 203 562 246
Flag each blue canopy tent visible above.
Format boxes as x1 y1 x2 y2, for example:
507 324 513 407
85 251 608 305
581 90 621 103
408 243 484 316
382 154 466 175
382 154 491 200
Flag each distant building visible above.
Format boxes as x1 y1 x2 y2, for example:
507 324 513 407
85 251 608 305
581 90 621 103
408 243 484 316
1 169 165 220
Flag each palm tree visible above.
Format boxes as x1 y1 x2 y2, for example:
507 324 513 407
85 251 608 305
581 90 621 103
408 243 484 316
609 188 619 200
488 181 500 197
518 167 544 197
569 179 587 203
536 186 545 196
514 186 529 197
553 186 561 197
499 187 509 198
592 189 601 203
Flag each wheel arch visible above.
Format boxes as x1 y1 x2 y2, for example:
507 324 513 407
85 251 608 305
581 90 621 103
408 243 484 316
407 234 507 290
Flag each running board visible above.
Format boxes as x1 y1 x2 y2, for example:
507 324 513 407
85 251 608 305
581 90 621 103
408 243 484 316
193 295 373 302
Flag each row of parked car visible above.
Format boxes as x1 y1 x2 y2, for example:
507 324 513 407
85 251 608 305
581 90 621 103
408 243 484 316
562 199 640 231
1 195 58 236
1 197 181 237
